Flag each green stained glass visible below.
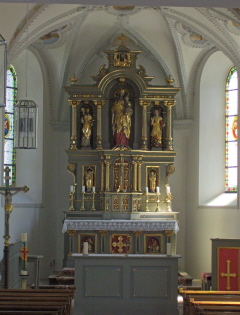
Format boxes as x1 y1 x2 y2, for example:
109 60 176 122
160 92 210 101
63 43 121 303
225 66 238 192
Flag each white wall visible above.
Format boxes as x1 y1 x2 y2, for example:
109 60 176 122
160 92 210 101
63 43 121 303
185 51 240 279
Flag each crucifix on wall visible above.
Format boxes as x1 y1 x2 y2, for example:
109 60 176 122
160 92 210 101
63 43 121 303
0 166 29 288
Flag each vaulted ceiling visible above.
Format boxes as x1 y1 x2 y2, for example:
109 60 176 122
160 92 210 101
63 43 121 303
1 4 239 122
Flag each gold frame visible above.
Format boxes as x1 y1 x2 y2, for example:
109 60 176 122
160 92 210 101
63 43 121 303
144 234 162 254
78 233 97 253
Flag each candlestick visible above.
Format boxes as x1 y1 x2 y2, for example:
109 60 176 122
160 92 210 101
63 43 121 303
83 242 88 255
155 191 161 212
144 188 149 212
80 191 85 211
167 243 172 255
91 190 96 211
21 233 27 242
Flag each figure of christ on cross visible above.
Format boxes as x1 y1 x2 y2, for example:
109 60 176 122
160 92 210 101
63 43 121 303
0 167 29 288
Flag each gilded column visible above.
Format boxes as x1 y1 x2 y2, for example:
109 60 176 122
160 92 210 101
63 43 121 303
93 100 105 150
132 161 138 192
68 100 81 150
101 161 105 191
67 230 76 256
104 159 110 191
139 100 150 150
137 161 142 192
163 100 176 151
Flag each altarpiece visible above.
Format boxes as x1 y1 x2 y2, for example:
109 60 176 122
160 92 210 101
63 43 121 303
63 34 181 265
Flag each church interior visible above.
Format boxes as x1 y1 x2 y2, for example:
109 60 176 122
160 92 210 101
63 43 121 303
0 0 239 313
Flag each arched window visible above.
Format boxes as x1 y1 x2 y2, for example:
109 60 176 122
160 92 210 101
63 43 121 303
4 65 17 186
225 66 238 192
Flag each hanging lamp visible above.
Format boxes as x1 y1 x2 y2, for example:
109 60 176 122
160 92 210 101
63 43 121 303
14 4 38 149
0 34 7 107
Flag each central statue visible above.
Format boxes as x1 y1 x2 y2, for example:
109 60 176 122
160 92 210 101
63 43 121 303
111 89 133 148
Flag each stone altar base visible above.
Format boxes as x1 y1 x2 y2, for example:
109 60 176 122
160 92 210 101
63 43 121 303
73 253 180 315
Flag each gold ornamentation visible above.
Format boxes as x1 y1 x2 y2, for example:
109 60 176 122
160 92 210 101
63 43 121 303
221 260 236 290
123 196 129 210
111 234 131 254
165 230 174 237
113 196 119 210
99 231 108 236
166 75 174 86
67 230 76 236
134 231 142 237
70 74 78 85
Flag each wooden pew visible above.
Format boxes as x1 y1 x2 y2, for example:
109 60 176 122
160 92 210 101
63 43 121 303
179 289 240 315
0 288 76 315
190 299 240 315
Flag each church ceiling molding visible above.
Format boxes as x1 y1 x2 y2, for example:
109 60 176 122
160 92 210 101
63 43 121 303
162 7 240 69
164 16 188 119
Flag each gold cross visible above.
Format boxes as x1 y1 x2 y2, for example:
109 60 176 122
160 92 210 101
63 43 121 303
112 236 127 253
221 260 236 290
117 34 128 46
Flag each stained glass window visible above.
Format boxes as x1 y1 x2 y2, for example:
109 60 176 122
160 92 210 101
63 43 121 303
4 65 17 186
225 66 238 192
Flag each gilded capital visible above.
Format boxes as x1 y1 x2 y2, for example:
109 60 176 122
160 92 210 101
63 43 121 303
163 100 176 108
165 230 174 237
93 100 105 107
68 100 81 107
99 230 108 236
67 230 77 236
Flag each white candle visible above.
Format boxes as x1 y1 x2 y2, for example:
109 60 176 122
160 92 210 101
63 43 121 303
145 187 149 193
21 270 27 275
167 243 172 255
70 185 74 192
166 186 170 194
156 186 160 193
92 186 95 193
21 233 27 242
83 242 88 255
82 186 85 192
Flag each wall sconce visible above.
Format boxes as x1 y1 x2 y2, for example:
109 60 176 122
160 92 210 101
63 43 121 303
14 100 38 149
0 34 7 107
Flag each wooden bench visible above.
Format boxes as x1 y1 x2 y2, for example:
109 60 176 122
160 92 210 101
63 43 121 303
0 288 76 315
190 299 240 315
179 289 240 315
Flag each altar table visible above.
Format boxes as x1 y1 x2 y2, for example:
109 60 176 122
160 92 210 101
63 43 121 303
72 253 180 315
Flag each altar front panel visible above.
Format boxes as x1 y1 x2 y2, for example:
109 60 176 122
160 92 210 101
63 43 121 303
73 254 180 315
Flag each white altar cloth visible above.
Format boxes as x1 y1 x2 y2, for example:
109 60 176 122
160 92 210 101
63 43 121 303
62 219 179 234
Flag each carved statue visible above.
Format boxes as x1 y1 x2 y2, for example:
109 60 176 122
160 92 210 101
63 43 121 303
81 107 93 148
112 89 133 148
85 168 94 191
151 108 165 148
148 170 156 192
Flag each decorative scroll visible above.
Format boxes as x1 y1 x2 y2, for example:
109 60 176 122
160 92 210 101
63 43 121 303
63 219 179 234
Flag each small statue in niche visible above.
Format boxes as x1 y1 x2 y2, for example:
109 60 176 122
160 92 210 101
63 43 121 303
111 89 133 148
84 168 94 192
81 107 93 148
150 108 165 148
148 169 157 192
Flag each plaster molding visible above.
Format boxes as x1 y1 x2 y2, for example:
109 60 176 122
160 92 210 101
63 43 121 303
163 7 240 68
164 16 187 119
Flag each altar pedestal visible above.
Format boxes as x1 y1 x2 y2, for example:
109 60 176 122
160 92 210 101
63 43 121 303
72 253 180 315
